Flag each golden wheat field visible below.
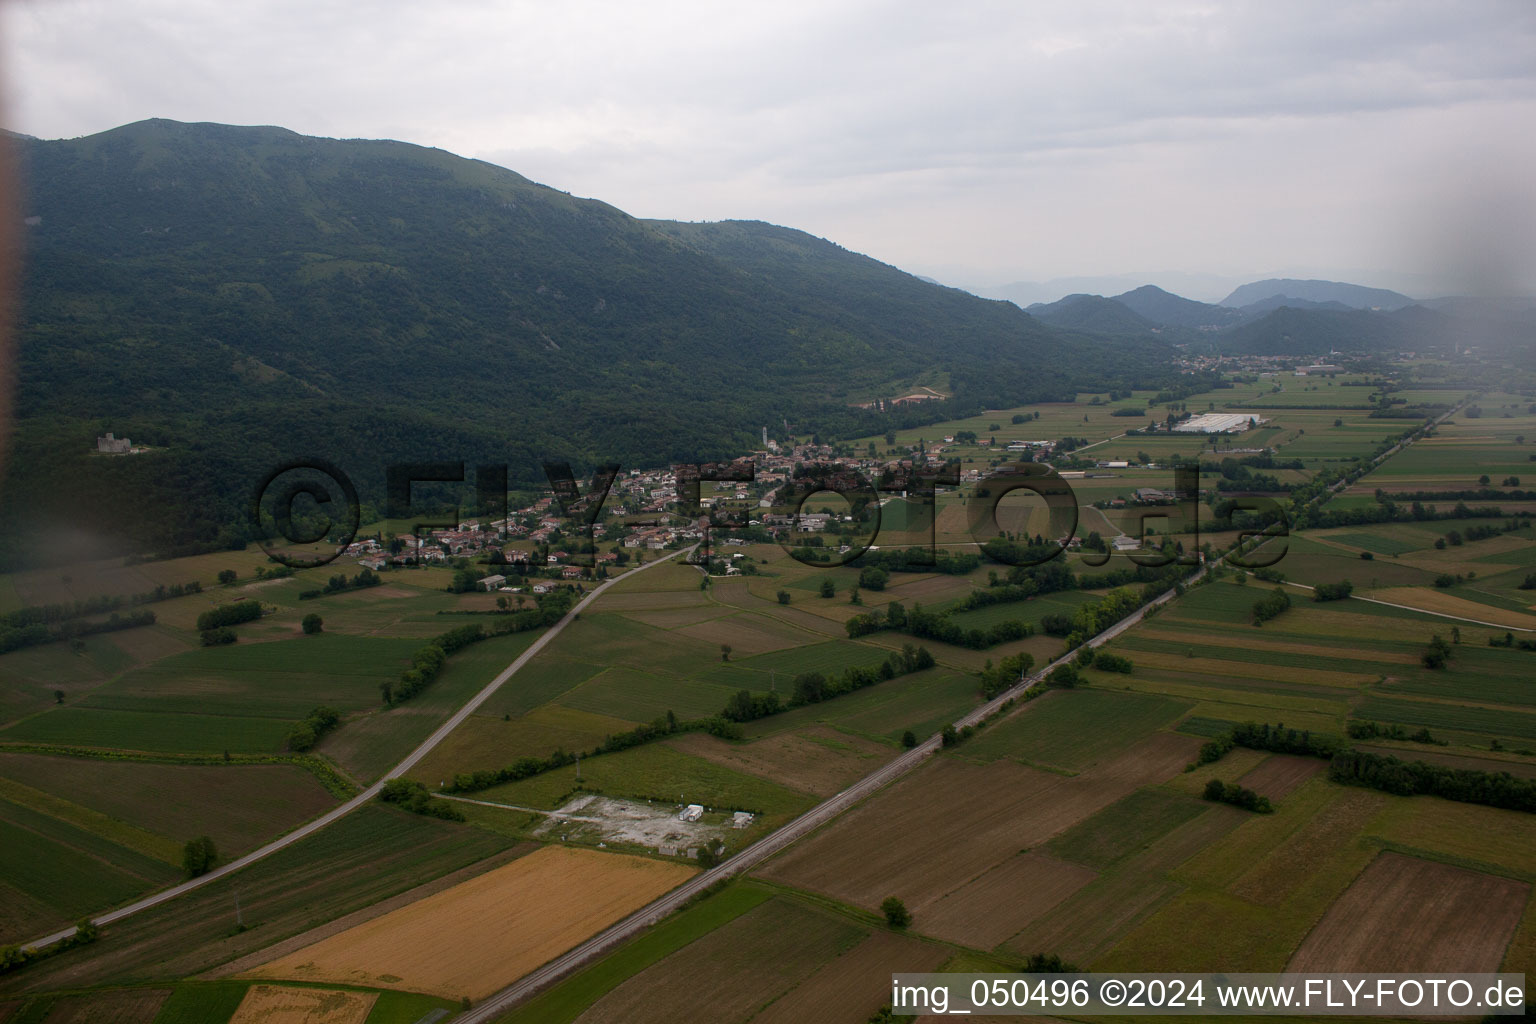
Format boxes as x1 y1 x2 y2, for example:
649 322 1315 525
243 845 695 1000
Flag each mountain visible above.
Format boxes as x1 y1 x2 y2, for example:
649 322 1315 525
1235 294 1355 317
1220 278 1416 311
1024 294 1158 335
1218 306 1417 355
973 271 1249 307
1110 285 1243 329
4 119 1181 565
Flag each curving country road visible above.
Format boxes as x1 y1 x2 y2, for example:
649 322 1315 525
22 547 692 952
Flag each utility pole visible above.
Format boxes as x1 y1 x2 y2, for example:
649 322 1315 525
575 753 582 783
234 889 243 929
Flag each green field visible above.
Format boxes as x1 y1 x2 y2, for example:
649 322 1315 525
495 881 776 1024
0 796 177 942
1047 788 1211 868
956 689 1190 772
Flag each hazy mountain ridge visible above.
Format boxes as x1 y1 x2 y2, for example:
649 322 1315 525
1220 278 1417 311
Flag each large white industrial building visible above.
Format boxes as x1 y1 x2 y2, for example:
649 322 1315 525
1171 413 1267 433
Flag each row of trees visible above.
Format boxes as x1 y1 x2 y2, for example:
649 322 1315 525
0 608 157 655
287 705 342 752
783 644 937 710
1346 720 1445 745
845 600 1031 650
384 590 580 705
0 580 199 630
298 567 382 600
380 778 465 820
1329 750 1536 813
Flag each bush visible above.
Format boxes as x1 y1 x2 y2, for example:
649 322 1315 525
301 613 323 634
776 590 791 605
379 778 465 821
1093 652 1133 674
880 896 911 928
1251 586 1291 625
1202 779 1274 813
287 705 341 752
1047 664 1079 688
901 730 917 748
200 627 237 646
195 599 262 631
182 835 218 877
1312 581 1353 602
858 567 889 591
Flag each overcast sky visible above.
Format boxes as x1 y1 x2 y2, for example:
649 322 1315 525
5 0 1535 299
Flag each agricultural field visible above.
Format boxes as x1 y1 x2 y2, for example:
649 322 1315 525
4 367 1536 1020
754 724 1199 916
228 984 377 1024
1100 576 1536 750
1288 852 1527 972
245 845 695 1001
0 752 335 865
0 806 520 996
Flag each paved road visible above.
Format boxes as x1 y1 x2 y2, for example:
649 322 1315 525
459 551 1223 1023
22 548 691 952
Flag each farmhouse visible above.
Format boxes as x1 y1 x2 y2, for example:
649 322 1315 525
477 574 507 591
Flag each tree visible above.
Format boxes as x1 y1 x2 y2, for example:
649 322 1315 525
720 643 732 662
901 730 917 749
53 689 64 704
776 590 791 605
820 579 835 598
301 613 323 635
858 566 889 591
849 587 862 605
217 569 237 585
1422 633 1452 669
182 835 218 877
880 896 911 928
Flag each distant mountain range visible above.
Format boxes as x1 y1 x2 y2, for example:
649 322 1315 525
1218 278 1417 311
